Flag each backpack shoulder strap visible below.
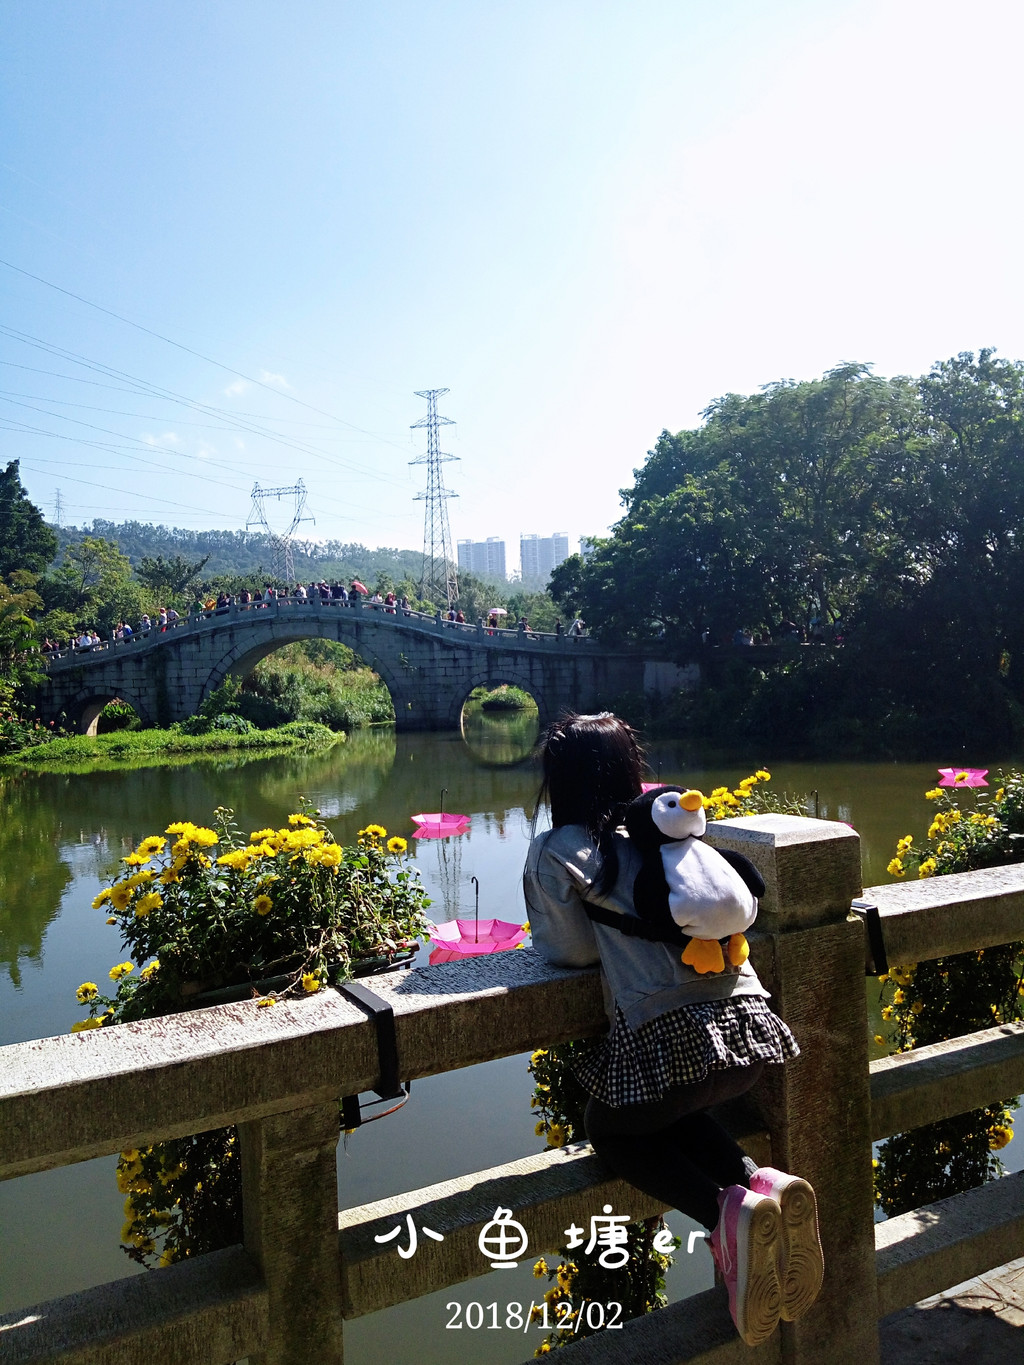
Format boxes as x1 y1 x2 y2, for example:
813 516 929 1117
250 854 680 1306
582 900 689 949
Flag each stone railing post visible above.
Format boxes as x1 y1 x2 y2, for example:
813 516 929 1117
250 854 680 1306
239 1102 344 1365
707 814 878 1365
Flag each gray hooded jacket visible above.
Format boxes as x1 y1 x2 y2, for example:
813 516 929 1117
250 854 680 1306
523 823 769 1030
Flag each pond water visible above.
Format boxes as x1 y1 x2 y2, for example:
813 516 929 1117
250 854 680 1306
1 711 1021 1361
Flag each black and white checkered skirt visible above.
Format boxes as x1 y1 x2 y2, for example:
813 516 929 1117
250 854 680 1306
571 996 800 1108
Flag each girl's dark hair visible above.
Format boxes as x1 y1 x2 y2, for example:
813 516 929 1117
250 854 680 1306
537 712 645 890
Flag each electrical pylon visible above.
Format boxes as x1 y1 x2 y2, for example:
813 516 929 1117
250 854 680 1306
246 481 313 583
53 488 65 528
410 388 459 608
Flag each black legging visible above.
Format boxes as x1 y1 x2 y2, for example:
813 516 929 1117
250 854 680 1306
584 1062 764 1232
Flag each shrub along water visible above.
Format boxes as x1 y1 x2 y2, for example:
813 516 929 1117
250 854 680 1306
236 640 394 731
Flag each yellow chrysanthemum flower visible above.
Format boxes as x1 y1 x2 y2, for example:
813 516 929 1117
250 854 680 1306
924 788 943 801
880 1006 894 1021
110 883 134 911
250 828 277 842
989 1125 1014 1151
755 769 771 781
76 981 99 1003
71 1017 103 1033
534 1120 546 1136
134 891 163 919
106 916 117 924
546 1122 567 1149
893 989 906 1005
301 972 321 993
387 836 408 855
217 849 252 871
189 827 218 847
137 836 167 856
253 894 273 917
92 888 112 908
109 961 135 981
256 996 276 1008
121 852 151 866
918 858 937 878
140 960 160 980
533 1258 548 1278
887 857 905 877
288 813 315 826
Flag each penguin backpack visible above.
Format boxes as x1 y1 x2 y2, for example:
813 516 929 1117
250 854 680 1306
622 786 765 974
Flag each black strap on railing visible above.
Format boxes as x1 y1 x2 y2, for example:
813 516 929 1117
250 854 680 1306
336 980 407 1130
851 898 889 976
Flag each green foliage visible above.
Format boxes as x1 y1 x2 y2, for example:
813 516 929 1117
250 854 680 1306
135 552 210 601
479 685 536 712
0 461 57 578
873 775 1024 1216
561 353 1024 755
95 700 140 734
239 641 395 731
0 708 62 756
2 720 339 767
39 535 143 636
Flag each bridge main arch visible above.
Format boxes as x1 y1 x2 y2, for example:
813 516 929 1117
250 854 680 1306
201 628 406 721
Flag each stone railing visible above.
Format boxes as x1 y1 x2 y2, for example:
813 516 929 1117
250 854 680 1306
41 596 599 672
2 817 1023 1365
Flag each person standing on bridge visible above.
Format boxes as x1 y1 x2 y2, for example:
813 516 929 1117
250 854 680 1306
524 714 823 1347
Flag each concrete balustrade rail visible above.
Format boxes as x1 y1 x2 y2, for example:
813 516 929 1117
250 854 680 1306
36 596 698 733
1 816 1023 1365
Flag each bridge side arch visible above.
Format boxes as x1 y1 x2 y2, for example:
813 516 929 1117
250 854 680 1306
60 687 155 736
445 662 555 732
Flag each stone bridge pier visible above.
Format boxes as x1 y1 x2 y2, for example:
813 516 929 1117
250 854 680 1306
39 600 700 734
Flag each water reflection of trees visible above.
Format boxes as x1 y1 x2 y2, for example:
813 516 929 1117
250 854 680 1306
460 704 539 767
0 773 71 987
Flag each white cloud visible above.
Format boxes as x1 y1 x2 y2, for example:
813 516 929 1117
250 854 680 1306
259 369 292 390
224 379 249 396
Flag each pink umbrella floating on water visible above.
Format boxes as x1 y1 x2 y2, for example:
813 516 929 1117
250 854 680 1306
411 788 470 838
428 876 528 963
937 768 989 788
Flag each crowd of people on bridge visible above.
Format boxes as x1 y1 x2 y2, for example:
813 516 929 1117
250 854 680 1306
41 580 589 658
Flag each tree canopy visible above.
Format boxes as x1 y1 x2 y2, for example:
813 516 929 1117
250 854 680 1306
0 461 57 579
553 352 1024 754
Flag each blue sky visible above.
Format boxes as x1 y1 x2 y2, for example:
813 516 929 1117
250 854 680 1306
2 0 1023 573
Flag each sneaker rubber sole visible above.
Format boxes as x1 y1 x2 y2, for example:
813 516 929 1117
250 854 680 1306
732 1195 784 1346
775 1176 823 1321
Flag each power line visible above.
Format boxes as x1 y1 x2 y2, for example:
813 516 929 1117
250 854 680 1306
0 323 411 485
0 257 425 457
410 389 459 608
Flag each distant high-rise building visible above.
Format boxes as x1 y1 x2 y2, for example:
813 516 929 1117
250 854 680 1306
579 536 598 561
519 532 570 584
457 537 507 579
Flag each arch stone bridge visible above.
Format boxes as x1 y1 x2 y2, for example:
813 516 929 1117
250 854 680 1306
41 598 697 734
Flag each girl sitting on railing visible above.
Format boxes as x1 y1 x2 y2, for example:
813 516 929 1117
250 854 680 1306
524 713 824 1347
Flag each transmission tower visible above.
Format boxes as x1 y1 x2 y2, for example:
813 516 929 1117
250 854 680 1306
246 481 313 583
410 389 459 607
53 488 65 528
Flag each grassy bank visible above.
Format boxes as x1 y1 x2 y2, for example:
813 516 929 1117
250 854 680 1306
3 720 341 771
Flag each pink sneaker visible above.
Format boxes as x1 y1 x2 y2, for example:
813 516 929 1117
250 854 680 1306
708 1185 783 1346
748 1167 823 1321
